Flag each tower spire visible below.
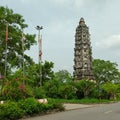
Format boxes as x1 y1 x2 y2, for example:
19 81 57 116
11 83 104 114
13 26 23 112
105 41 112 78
73 18 94 80
79 17 85 25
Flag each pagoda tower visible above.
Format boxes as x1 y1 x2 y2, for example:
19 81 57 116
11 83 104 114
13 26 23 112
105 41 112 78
73 18 94 80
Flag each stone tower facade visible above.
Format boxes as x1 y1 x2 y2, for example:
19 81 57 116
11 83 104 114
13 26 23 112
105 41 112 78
73 18 93 80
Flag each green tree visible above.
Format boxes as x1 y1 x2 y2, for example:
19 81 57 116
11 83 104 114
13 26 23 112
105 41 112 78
43 79 60 98
74 80 95 98
58 83 76 99
42 61 54 84
93 59 120 84
12 61 54 87
43 70 73 99
55 70 72 83
102 82 118 100
0 6 36 75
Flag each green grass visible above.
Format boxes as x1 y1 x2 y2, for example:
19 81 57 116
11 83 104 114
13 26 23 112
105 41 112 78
48 98 113 104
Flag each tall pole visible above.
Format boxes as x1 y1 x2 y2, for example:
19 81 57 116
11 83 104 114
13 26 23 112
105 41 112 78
35 26 43 86
4 38 7 78
4 22 8 79
22 30 25 84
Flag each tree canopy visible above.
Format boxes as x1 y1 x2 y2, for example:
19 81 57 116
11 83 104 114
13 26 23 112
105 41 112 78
0 6 36 75
54 70 72 83
11 61 54 87
93 59 120 84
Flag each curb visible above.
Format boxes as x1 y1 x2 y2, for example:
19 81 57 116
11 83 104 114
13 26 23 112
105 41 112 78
63 103 97 111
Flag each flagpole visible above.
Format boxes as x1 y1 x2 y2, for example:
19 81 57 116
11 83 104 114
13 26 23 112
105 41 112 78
22 30 25 84
4 22 8 79
4 39 7 78
35 26 43 86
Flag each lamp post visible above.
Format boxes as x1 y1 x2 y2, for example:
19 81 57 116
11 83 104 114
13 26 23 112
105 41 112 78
35 26 43 86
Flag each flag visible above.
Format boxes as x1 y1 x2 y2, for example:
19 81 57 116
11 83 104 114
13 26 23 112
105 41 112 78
6 23 8 42
22 32 24 51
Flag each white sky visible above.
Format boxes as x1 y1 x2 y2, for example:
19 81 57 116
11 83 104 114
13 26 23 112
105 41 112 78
1 0 120 73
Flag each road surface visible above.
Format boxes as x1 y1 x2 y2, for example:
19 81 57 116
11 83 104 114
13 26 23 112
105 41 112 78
22 102 120 120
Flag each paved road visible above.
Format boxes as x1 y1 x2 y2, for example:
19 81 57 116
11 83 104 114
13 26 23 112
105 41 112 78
22 102 120 120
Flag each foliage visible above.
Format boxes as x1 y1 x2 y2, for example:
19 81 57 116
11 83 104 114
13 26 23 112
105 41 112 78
102 82 119 100
44 79 60 98
38 101 64 112
49 102 65 111
33 87 46 99
1 78 33 100
48 98 110 104
43 70 75 99
0 6 36 75
74 80 96 98
0 98 64 120
93 59 120 84
42 61 55 83
47 99 65 111
18 98 39 115
86 85 99 99
58 83 76 99
0 101 24 120
18 61 54 87
55 70 72 83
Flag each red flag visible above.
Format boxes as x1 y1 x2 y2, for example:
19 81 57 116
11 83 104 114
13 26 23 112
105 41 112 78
6 23 8 42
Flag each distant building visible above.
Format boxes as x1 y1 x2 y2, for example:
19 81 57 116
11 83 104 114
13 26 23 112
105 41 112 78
73 18 94 80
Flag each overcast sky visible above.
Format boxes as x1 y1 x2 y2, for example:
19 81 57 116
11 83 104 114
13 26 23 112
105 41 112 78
1 0 120 73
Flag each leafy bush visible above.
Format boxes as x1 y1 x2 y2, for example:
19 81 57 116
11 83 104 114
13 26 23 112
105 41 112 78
0 101 24 120
48 99 65 111
43 80 60 98
37 103 51 112
1 79 33 101
37 99 65 113
102 82 119 100
58 84 76 99
33 87 46 99
52 102 65 111
74 80 95 98
0 98 65 120
18 97 39 115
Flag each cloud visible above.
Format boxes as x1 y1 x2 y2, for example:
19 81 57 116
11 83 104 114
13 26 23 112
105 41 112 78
95 34 120 51
49 0 70 4
73 0 84 8
93 34 120 70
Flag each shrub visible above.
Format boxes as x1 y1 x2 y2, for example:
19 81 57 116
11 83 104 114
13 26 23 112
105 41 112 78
33 87 46 99
74 80 95 99
0 101 24 120
1 79 33 101
102 82 119 100
52 102 65 111
18 97 39 115
58 84 76 99
48 99 65 111
38 103 51 112
43 80 60 98
0 97 65 120
37 99 64 113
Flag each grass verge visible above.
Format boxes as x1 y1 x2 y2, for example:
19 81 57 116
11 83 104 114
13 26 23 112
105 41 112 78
48 98 116 104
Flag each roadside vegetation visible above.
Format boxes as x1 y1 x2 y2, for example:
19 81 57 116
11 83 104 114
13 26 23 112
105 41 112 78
1 6 120 120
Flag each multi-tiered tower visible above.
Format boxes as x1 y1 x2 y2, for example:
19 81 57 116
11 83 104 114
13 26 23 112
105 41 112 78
73 18 93 80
